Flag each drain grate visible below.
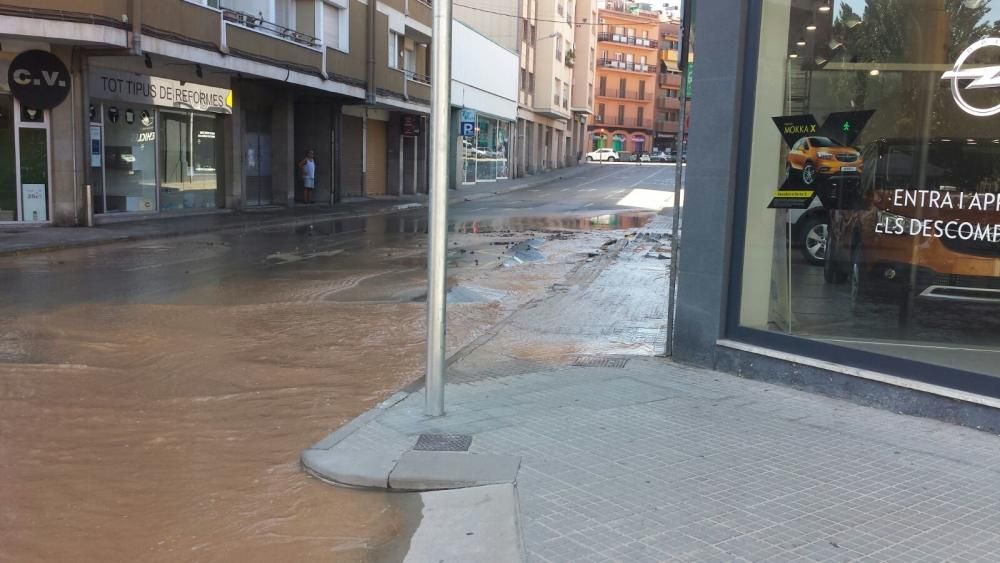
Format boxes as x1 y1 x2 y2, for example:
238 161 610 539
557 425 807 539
572 356 629 368
414 434 472 452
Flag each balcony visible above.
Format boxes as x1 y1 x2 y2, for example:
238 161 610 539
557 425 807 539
655 120 679 133
597 58 655 73
597 89 653 101
597 32 658 49
221 6 320 48
659 73 682 88
594 116 653 129
656 96 680 110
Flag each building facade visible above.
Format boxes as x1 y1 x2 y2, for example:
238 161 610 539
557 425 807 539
449 21 518 188
457 0 595 178
0 0 431 228
653 19 689 152
588 6 659 155
676 0 1000 428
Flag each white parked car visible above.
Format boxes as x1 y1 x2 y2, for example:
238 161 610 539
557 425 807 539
586 148 619 162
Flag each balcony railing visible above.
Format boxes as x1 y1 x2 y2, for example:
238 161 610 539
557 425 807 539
655 119 680 133
597 89 653 101
597 32 658 49
656 96 680 109
221 6 319 48
659 73 682 88
597 58 655 73
594 116 653 128
406 70 430 85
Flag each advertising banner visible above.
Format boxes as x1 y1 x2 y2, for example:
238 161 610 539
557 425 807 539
89 69 232 114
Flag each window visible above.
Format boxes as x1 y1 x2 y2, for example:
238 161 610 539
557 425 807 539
388 32 401 69
730 0 1000 380
528 72 535 93
619 78 626 95
521 68 528 92
599 76 606 96
617 105 624 124
565 40 571 64
323 1 349 52
557 1 564 16
554 78 561 106
588 83 593 105
530 25 536 45
523 18 529 43
597 103 605 121
555 34 563 61
636 107 644 126
562 83 569 108
590 47 595 65
639 79 646 99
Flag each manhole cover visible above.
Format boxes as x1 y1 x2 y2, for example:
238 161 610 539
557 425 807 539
414 434 472 452
572 356 629 368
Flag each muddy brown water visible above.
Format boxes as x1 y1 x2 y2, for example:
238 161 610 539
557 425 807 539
0 215 633 562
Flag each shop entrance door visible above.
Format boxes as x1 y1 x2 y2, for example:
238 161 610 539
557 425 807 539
0 94 16 221
245 109 272 206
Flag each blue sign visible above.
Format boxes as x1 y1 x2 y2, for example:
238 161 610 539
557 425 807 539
460 108 476 138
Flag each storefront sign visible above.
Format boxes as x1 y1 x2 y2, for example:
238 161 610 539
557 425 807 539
402 114 420 137
8 50 71 109
941 37 1000 117
89 69 232 114
460 109 476 138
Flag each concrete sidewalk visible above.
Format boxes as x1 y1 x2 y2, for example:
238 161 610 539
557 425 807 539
304 357 1000 562
0 164 591 256
303 214 1000 562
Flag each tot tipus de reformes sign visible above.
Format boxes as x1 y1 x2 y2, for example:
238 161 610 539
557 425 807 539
89 69 232 114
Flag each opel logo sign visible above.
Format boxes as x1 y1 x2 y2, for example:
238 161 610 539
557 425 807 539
941 38 1000 117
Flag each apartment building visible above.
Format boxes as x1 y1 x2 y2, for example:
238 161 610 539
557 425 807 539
457 0 595 178
654 19 690 152
588 7 658 154
0 0 431 228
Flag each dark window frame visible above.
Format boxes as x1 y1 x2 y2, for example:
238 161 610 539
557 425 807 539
722 0 1000 399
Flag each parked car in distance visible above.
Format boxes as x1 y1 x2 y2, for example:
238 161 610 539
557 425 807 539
586 148 619 162
631 152 651 162
825 137 1000 314
786 136 861 185
650 151 670 162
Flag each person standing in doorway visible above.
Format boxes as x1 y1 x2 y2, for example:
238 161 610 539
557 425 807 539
299 149 316 204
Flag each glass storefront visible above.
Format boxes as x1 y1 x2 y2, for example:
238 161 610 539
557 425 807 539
460 113 512 184
91 101 222 214
739 0 1000 378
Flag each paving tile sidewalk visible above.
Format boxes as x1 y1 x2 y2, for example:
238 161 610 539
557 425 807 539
305 357 1000 562
0 164 591 256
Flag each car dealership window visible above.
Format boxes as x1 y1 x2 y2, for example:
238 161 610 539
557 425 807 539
739 0 1000 378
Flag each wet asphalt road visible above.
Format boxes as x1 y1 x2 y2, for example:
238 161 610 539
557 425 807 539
0 163 677 313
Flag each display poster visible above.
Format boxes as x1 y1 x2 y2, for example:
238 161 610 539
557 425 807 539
767 110 874 209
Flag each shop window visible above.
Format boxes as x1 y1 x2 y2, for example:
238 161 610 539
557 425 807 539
612 133 625 152
160 112 221 211
737 0 1000 379
0 95 15 221
104 104 157 213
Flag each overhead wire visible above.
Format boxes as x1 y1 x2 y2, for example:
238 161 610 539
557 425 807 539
451 2 672 26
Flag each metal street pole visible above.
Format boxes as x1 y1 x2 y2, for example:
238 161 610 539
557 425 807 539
665 0 693 356
425 0 453 416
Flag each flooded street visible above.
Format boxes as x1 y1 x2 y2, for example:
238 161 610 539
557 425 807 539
0 164 675 561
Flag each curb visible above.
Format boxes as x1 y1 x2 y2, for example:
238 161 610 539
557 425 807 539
447 165 590 204
0 203 425 258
